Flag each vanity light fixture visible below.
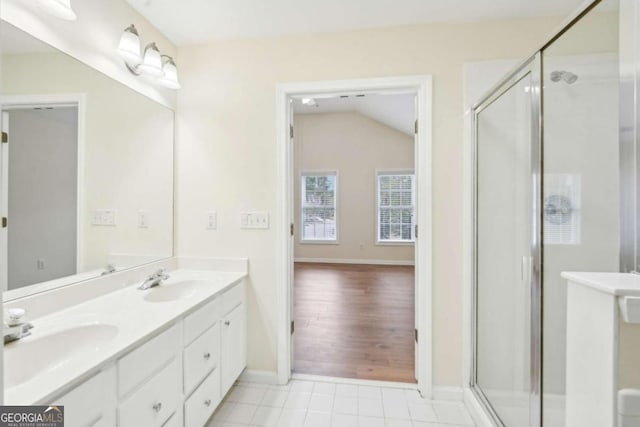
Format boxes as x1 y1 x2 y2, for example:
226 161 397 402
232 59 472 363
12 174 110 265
117 24 181 90
36 0 77 21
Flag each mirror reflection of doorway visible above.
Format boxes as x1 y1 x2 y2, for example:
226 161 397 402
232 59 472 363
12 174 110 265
1 105 79 291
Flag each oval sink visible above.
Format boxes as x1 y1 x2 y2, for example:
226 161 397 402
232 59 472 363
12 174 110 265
4 323 118 388
143 280 208 302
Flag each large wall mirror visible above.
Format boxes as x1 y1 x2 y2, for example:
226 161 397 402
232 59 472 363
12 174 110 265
0 21 174 300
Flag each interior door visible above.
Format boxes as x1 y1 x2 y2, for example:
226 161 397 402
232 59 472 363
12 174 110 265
288 98 295 376
472 55 541 427
0 111 8 293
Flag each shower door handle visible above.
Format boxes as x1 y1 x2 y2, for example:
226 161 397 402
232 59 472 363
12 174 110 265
521 256 532 284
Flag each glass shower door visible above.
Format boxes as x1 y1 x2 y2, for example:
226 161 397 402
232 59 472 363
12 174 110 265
473 57 540 427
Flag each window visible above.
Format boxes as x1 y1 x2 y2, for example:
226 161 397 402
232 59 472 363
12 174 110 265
301 172 337 242
377 172 415 243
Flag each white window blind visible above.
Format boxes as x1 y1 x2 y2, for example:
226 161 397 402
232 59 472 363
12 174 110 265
377 172 415 243
301 173 337 241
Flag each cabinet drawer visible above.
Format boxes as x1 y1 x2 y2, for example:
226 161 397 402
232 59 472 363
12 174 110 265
162 412 181 427
184 322 220 395
119 323 180 397
55 367 117 427
119 358 180 427
221 281 244 315
184 297 220 346
184 368 221 427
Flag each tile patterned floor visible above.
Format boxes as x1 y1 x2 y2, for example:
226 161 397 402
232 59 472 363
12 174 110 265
206 379 475 427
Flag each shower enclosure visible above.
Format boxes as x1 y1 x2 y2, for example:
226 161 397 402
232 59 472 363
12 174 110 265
470 0 635 425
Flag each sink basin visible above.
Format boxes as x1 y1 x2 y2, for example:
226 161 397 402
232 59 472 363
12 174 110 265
143 280 208 302
4 323 118 388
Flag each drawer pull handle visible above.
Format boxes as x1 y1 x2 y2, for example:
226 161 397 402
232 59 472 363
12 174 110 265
152 402 162 412
204 352 211 360
204 399 212 407
224 320 230 326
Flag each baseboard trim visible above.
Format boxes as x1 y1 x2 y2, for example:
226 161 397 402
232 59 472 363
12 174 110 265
294 258 415 266
238 369 279 385
433 386 464 401
463 387 497 427
292 373 419 390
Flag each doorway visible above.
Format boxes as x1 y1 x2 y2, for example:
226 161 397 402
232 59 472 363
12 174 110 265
276 76 433 396
0 94 84 292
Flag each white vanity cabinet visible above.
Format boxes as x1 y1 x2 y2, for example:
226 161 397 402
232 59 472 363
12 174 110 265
54 367 117 427
47 279 246 427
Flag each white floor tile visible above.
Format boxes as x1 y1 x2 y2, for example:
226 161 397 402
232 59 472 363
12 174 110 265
227 403 259 424
308 394 333 413
336 384 359 397
433 402 474 426
408 403 438 423
404 389 425 404
284 392 312 410
359 398 384 417
251 406 283 427
269 383 292 392
262 389 289 407
277 409 307 427
383 399 410 420
383 419 413 427
333 396 358 415
235 386 268 405
211 401 235 422
382 388 406 402
358 385 382 401
358 415 385 427
411 422 439 427
332 413 359 427
304 411 332 427
313 382 336 396
290 380 315 394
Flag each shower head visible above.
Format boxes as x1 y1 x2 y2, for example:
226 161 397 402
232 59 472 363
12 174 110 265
550 70 578 84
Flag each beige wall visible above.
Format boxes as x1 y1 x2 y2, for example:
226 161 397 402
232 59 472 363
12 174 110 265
294 112 414 263
175 17 564 387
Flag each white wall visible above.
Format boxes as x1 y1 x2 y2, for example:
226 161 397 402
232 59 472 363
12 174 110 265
175 16 566 386
293 112 415 263
0 0 177 109
8 107 77 288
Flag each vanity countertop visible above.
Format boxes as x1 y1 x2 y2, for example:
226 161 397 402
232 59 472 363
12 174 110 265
4 268 247 405
562 272 640 297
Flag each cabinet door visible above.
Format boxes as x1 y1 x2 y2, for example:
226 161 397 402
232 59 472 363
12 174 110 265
55 366 117 427
221 303 246 394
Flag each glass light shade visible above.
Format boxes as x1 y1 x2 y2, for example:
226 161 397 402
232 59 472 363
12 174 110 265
158 59 181 90
36 0 77 21
117 27 142 65
138 43 164 77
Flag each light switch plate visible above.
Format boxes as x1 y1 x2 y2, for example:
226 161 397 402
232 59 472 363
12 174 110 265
91 209 117 226
138 211 149 228
240 211 269 229
207 212 217 230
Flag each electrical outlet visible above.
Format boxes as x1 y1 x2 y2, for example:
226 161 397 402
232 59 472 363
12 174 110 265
207 212 217 230
138 211 149 228
37 259 45 270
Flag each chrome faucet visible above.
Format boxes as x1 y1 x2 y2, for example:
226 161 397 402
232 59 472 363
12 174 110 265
4 308 34 344
138 268 170 290
101 263 116 275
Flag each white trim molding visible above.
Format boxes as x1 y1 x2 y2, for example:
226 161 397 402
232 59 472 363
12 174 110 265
276 75 433 397
294 257 414 266
238 369 280 385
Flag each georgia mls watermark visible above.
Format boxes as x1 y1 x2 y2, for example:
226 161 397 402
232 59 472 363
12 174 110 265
0 406 64 427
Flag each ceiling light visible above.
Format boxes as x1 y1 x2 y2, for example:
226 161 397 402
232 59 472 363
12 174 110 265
36 0 77 21
137 43 164 77
117 25 142 65
158 56 181 90
301 98 316 106
117 25 181 90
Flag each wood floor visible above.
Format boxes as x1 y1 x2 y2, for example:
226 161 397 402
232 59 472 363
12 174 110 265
293 262 416 383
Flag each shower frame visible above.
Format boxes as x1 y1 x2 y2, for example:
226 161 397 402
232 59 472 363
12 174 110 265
468 0 619 426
